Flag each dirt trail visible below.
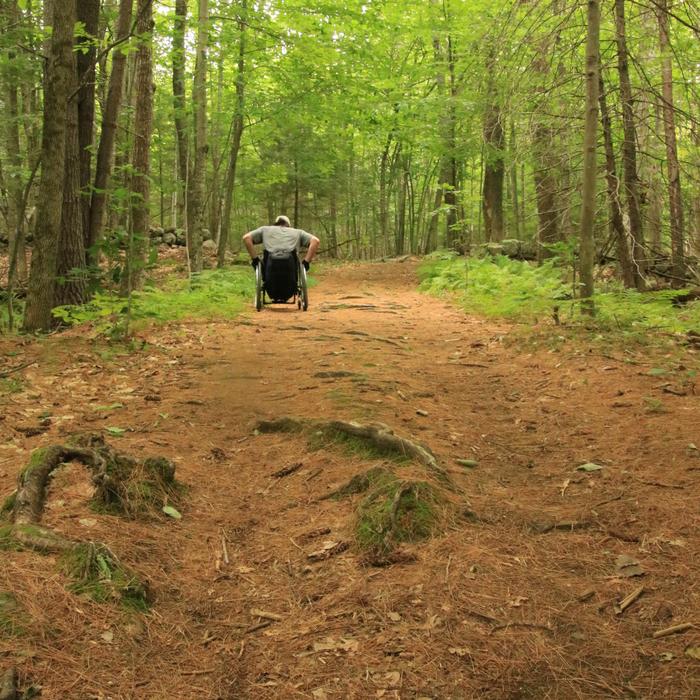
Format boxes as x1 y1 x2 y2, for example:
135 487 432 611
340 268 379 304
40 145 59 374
1 261 699 699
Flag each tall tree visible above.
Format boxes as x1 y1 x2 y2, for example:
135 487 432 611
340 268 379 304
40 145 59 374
23 0 75 331
579 0 600 313
656 0 685 282
187 0 209 273
120 0 153 293
614 0 645 289
217 0 247 267
86 0 134 260
172 0 188 231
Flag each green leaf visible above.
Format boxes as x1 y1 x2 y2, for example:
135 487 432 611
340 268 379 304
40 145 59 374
576 462 604 472
106 426 126 436
647 368 667 376
455 458 479 468
162 505 182 520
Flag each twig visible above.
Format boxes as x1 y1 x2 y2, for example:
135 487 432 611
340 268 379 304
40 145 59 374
592 491 624 509
250 608 284 621
615 586 644 615
652 623 694 639
180 669 215 676
271 461 303 479
491 621 554 634
245 620 273 634
220 529 229 566
0 361 35 378
445 555 452 583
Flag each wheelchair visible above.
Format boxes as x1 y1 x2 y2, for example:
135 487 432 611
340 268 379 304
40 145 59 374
254 249 309 312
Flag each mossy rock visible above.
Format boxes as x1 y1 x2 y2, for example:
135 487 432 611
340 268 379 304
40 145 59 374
61 543 150 611
0 592 27 637
256 417 304 434
355 479 443 558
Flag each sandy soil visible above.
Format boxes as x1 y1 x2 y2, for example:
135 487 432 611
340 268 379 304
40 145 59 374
1 260 699 699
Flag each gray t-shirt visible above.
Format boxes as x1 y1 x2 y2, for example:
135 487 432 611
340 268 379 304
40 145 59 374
249 225 313 254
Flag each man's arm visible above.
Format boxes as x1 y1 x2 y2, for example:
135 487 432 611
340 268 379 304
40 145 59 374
242 232 257 259
303 235 320 264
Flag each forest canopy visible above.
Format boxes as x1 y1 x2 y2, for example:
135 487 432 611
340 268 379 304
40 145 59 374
0 0 698 330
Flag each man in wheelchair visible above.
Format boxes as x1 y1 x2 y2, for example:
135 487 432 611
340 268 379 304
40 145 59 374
242 215 320 309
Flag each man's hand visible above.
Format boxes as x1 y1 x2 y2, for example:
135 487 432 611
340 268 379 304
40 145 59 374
251 256 261 269
302 259 310 271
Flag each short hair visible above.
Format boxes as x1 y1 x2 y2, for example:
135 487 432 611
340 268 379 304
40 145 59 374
275 215 291 227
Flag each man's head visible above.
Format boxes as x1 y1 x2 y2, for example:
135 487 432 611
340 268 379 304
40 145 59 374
274 215 291 227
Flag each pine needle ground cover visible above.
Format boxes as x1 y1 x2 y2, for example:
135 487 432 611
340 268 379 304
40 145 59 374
419 254 700 338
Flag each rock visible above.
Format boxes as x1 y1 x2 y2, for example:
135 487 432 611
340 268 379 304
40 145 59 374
149 226 164 238
175 229 186 246
202 239 217 254
202 228 212 241
163 232 177 246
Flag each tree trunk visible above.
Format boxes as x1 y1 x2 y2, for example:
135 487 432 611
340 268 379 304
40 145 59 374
186 0 208 273
598 72 636 288
510 121 520 239
657 0 685 282
87 0 133 261
482 97 505 243
55 56 87 307
120 0 153 294
217 0 246 267
172 0 188 232
614 0 645 288
579 0 600 313
23 0 75 331
76 0 100 251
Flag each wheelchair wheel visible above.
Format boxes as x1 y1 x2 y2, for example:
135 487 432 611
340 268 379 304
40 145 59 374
254 264 263 311
299 263 309 311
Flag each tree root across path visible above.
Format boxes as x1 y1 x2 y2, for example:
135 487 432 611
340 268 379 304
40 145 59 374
256 417 454 489
0 435 180 607
255 417 465 565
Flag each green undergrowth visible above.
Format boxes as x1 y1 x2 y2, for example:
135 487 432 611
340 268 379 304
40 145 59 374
419 254 700 343
61 543 149 611
52 267 254 336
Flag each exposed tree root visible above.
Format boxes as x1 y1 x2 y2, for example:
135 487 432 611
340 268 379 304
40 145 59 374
255 417 454 488
0 436 177 607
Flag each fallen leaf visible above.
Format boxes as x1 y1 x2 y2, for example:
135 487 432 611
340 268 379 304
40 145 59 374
78 518 97 528
388 612 401 622
448 647 471 657
659 652 675 663
162 505 182 520
686 646 700 660
509 596 529 608
312 637 359 653
576 462 604 472
100 630 114 644
106 426 126 436
615 554 644 578
455 458 478 468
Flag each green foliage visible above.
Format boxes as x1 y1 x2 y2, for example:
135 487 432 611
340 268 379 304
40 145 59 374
61 543 149 611
419 255 700 338
52 268 254 336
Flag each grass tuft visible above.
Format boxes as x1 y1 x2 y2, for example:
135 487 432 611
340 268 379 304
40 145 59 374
61 543 149 611
308 426 411 463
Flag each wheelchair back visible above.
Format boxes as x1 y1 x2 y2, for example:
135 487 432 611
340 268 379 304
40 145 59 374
264 249 298 301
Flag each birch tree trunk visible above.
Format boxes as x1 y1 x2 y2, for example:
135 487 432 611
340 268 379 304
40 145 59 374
172 0 188 232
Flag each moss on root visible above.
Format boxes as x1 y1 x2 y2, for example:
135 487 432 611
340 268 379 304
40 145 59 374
0 492 16 519
61 543 150 611
355 480 443 559
0 525 21 551
308 426 411 463
92 453 183 519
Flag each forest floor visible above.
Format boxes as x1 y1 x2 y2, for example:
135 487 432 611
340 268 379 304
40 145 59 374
1 259 699 699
